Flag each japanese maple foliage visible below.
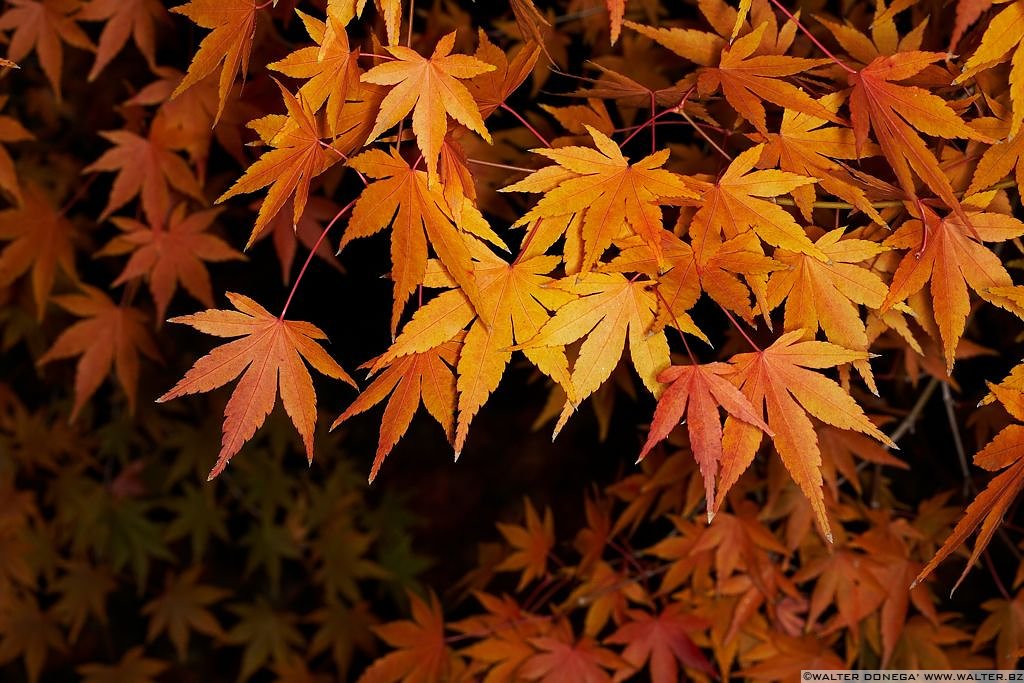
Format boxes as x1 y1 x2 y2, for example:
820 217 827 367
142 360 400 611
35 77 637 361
3 0 1024 679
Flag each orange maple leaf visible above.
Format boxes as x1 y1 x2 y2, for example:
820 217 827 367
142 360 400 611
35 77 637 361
360 31 496 186
496 498 555 591
767 227 890 392
170 0 258 122
848 51 990 218
717 331 895 540
141 567 227 661
79 0 167 80
360 591 455 683
101 204 243 320
0 183 78 318
77 648 168 683
0 0 94 98
157 292 356 480
916 382 1024 593
341 147 491 335
85 128 205 226
38 286 161 420
0 96 33 205
606 605 715 681
521 623 625 683
503 125 698 269
332 336 461 482
268 10 362 137
639 362 771 518
880 206 1024 371
217 81 341 248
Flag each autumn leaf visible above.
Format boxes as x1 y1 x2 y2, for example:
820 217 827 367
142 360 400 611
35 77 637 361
225 600 303 682
916 382 1024 592
521 623 624 683
518 272 689 437
606 605 715 681
454 243 575 454
171 0 258 122
0 183 78 318
332 334 461 482
954 0 1024 138
0 0 94 98
496 498 555 590
467 30 541 119
975 590 1024 668
848 51 990 218
217 80 342 249
639 362 771 518
341 147 492 335
360 31 496 186
142 568 227 661
359 591 455 683
79 0 167 80
38 286 161 421
157 292 356 480
85 128 205 226
0 595 65 683
0 96 33 205
268 10 362 136
77 647 167 683
880 206 1024 371
101 204 243 320
717 331 896 540
50 562 116 643
767 227 890 392
503 125 698 269
688 144 824 262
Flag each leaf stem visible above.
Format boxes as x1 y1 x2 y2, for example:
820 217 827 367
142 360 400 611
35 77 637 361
766 0 858 75
466 158 535 174
279 198 357 321
653 285 698 365
719 304 761 352
500 103 551 148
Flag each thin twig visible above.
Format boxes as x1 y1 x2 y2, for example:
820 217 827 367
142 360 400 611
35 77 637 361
942 382 972 498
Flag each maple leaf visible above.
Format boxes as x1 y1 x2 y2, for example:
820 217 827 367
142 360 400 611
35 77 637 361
170 0 258 122
309 600 378 679
0 96 33 205
968 112 1024 197
333 335 460 482
954 0 1024 138
717 331 896 540
101 204 243 320
0 595 65 683
77 647 168 683
0 183 78 318
975 590 1024 668
142 568 227 661
79 0 166 80
0 0 94 98
50 561 116 643
521 623 625 683
226 600 303 682
796 548 887 633
606 605 715 681
689 144 825 262
38 286 161 420
503 125 698 269
360 31 496 186
467 30 541 119
915 382 1024 592
218 81 342 248
767 227 890 392
880 207 1024 371
85 128 205 226
268 10 362 136
639 362 771 517
848 52 990 218
359 591 455 683
454 243 575 454
329 0 402 45
750 92 884 224
496 498 555 590
606 0 627 44
341 147 491 335
609 230 781 326
254 196 345 284
519 272 690 437
156 292 356 480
